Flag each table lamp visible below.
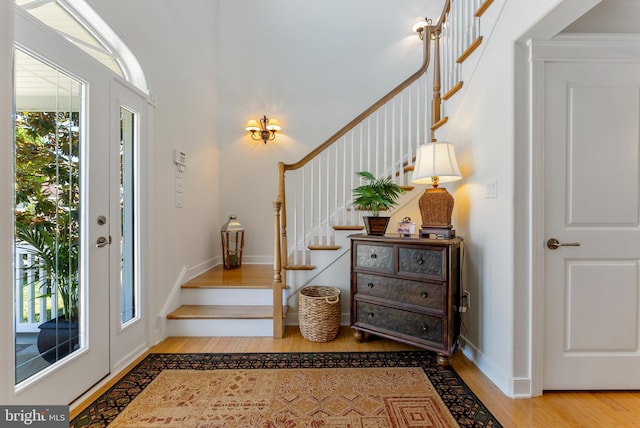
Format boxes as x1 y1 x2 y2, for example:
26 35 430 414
411 142 462 238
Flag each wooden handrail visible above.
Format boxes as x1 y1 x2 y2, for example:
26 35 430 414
282 26 434 172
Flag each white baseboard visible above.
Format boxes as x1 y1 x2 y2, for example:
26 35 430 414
460 337 529 398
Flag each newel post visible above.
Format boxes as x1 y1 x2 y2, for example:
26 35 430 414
431 25 442 141
272 200 284 338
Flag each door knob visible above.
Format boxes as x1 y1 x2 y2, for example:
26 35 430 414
96 236 112 248
546 238 580 250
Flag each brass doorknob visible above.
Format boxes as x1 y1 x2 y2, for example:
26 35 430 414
546 238 580 250
96 236 112 248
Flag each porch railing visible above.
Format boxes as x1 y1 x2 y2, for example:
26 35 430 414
272 0 495 338
15 244 57 333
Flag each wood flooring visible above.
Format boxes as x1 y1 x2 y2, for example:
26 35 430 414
71 327 640 427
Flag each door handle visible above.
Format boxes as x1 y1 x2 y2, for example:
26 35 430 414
96 236 112 248
546 238 580 250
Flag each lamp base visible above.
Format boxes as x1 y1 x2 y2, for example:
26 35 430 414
420 227 455 239
418 186 455 232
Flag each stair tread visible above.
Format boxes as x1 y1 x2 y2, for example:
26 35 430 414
333 225 365 231
284 265 316 271
308 245 341 250
443 81 463 101
475 0 494 17
168 305 288 320
432 116 449 131
456 35 482 64
182 264 274 289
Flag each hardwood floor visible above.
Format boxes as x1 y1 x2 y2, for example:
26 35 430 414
71 327 640 427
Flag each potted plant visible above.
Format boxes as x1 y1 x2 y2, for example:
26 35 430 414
352 171 405 235
15 111 80 363
17 220 80 363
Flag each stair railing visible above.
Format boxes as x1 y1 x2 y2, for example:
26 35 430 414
433 0 493 130
272 0 495 338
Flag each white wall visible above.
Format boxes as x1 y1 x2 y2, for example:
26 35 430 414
87 0 221 339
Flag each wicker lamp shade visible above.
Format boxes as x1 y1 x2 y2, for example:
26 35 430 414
411 142 462 237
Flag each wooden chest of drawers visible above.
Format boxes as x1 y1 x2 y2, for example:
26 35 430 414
349 234 462 364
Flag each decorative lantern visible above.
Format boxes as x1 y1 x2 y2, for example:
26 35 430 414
221 215 245 269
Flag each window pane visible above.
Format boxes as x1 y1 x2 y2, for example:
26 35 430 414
120 107 136 324
14 49 83 383
16 0 124 78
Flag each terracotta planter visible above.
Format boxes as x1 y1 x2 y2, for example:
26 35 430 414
363 216 390 236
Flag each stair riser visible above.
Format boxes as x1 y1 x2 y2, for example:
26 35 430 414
166 318 273 337
181 288 272 306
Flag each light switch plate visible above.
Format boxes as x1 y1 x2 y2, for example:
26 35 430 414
485 178 497 198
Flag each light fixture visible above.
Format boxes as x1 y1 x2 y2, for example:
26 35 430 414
412 16 430 40
245 115 281 143
411 141 462 238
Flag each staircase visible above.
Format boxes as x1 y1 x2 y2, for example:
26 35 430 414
166 265 283 337
166 0 498 339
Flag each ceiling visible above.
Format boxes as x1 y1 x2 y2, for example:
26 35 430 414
563 0 640 33
13 0 640 112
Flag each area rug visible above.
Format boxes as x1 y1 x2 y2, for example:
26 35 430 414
71 351 501 427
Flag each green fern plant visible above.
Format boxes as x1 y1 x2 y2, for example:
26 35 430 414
352 171 405 217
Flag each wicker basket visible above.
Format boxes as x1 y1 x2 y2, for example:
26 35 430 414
298 285 341 342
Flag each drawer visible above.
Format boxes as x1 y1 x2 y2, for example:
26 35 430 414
355 301 445 348
355 273 445 314
398 246 446 280
354 243 394 273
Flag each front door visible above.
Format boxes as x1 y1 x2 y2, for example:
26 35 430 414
543 59 640 389
12 15 110 404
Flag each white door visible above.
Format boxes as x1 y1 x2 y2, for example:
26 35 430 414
543 60 640 389
109 80 148 370
12 14 110 404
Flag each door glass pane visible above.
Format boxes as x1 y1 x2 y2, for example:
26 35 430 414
13 49 83 384
120 107 136 324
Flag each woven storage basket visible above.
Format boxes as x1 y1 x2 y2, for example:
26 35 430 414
298 285 341 342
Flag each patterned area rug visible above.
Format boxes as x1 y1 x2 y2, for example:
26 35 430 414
71 351 501 427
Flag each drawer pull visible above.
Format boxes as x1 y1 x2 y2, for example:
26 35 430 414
421 323 428 332
368 312 375 318
367 282 374 288
421 291 428 299
416 258 424 265
370 253 377 259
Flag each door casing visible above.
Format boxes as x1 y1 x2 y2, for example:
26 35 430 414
529 34 640 396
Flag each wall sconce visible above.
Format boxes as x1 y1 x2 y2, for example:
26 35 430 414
412 16 431 40
245 115 281 143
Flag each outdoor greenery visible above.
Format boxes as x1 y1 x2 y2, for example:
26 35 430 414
352 171 405 217
15 111 80 321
